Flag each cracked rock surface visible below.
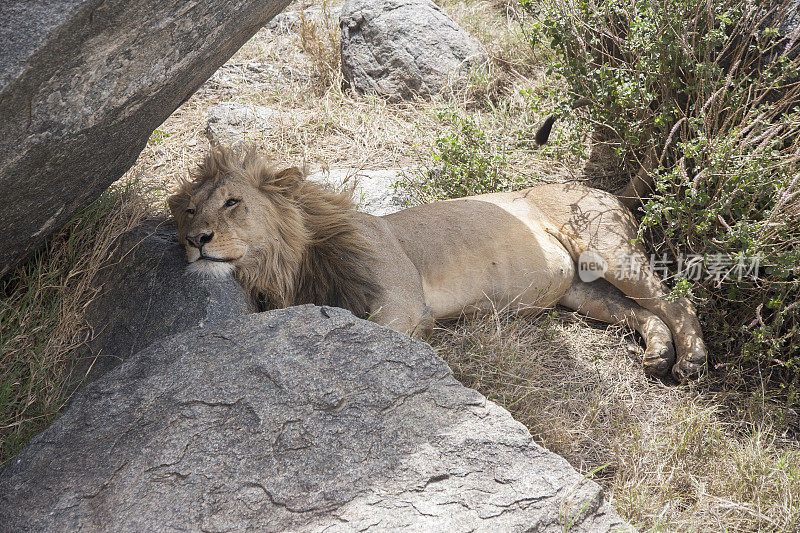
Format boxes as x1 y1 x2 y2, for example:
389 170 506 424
340 0 488 101
0 306 630 532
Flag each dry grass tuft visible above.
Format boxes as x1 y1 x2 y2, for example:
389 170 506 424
0 181 148 462
447 0 539 75
298 0 342 92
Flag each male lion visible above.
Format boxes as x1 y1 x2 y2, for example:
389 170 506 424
169 146 707 380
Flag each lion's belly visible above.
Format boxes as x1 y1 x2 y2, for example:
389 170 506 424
384 193 575 321
421 225 574 319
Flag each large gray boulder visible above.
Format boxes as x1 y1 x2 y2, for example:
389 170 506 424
340 0 487 101
75 219 257 383
0 0 291 278
0 306 630 532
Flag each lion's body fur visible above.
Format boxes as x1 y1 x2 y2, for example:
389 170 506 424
170 146 708 380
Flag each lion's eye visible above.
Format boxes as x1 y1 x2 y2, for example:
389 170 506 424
224 198 240 208
186 208 195 215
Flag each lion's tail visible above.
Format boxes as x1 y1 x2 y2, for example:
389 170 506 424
535 99 653 211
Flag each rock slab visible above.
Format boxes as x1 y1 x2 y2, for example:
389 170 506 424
0 0 291 277
203 61 309 95
340 0 487 101
206 101 311 144
77 219 257 383
0 306 630 532
309 168 411 216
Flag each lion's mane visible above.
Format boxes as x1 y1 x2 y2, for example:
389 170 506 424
173 146 382 317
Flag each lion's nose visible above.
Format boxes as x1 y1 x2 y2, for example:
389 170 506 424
187 231 214 249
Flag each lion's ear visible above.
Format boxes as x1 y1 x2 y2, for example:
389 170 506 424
167 191 189 222
272 167 305 189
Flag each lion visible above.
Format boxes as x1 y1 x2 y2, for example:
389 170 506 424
168 145 707 381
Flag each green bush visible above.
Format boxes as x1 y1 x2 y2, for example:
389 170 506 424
403 111 527 201
529 0 800 370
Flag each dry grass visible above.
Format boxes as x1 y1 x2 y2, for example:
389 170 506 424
435 311 800 531
445 0 539 76
0 182 148 461
1 1 798 531
127 0 578 198
298 0 342 91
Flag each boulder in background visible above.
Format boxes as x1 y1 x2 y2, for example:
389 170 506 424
308 168 411 216
340 0 488 101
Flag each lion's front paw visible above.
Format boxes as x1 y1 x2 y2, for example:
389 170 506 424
671 346 707 382
671 359 701 381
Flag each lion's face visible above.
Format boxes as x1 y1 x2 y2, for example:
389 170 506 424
168 148 307 279
169 175 255 277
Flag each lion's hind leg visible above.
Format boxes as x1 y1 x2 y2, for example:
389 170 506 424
601 254 707 381
559 277 676 377
547 214 707 381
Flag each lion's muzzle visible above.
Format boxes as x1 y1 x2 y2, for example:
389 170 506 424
187 231 215 249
